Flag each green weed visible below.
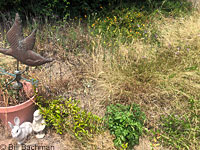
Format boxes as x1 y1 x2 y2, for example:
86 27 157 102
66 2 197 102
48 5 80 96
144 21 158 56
156 98 200 149
105 103 146 149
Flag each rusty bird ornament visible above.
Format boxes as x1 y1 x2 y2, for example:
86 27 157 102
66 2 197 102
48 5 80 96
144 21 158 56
0 13 54 66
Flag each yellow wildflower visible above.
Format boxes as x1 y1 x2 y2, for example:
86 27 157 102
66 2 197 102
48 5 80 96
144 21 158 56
114 16 117 22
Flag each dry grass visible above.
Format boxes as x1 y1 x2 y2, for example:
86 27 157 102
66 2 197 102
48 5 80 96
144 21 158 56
99 10 200 98
91 11 200 149
0 9 199 149
28 11 200 149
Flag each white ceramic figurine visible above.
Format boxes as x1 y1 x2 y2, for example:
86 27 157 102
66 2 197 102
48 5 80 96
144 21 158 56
32 109 46 138
8 117 32 144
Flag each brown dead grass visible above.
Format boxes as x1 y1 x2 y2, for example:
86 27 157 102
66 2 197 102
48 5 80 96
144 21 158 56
0 10 199 150
87 10 200 149
30 11 200 149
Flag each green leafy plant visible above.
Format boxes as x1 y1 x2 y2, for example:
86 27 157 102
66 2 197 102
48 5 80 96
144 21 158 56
36 97 103 139
157 98 200 149
105 103 146 149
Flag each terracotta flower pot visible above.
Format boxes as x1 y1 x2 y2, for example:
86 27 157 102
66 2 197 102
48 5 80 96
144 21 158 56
0 81 36 129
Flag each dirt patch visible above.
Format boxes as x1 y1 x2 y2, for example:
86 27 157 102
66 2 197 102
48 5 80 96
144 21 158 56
134 138 170 150
0 127 69 150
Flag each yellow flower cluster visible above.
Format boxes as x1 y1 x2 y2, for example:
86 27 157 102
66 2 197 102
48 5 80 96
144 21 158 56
90 9 148 42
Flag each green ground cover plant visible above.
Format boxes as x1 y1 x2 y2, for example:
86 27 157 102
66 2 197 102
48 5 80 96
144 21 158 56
36 97 103 139
105 103 146 149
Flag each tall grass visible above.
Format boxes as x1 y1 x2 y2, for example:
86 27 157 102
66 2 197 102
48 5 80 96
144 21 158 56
93 9 200 150
0 1 199 149
32 4 199 149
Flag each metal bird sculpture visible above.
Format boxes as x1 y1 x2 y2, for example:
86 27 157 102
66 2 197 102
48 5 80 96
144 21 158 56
0 13 53 66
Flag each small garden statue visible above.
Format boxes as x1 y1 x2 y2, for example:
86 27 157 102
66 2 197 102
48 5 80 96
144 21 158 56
8 117 33 144
32 109 46 139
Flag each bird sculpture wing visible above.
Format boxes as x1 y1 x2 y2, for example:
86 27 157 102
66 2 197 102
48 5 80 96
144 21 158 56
6 13 23 51
3 13 54 66
21 29 37 51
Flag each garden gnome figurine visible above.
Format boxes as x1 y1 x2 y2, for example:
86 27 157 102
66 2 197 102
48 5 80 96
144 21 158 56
32 109 46 138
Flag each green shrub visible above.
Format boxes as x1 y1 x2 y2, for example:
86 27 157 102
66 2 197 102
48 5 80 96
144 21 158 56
105 103 146 149
0 0 192 20
37 97 103 139
144 0 193 17
68 0 120 18
0 0 70 19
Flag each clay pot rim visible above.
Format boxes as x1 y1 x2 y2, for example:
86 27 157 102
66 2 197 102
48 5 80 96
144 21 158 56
0 96 35 113
0 81 36 112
